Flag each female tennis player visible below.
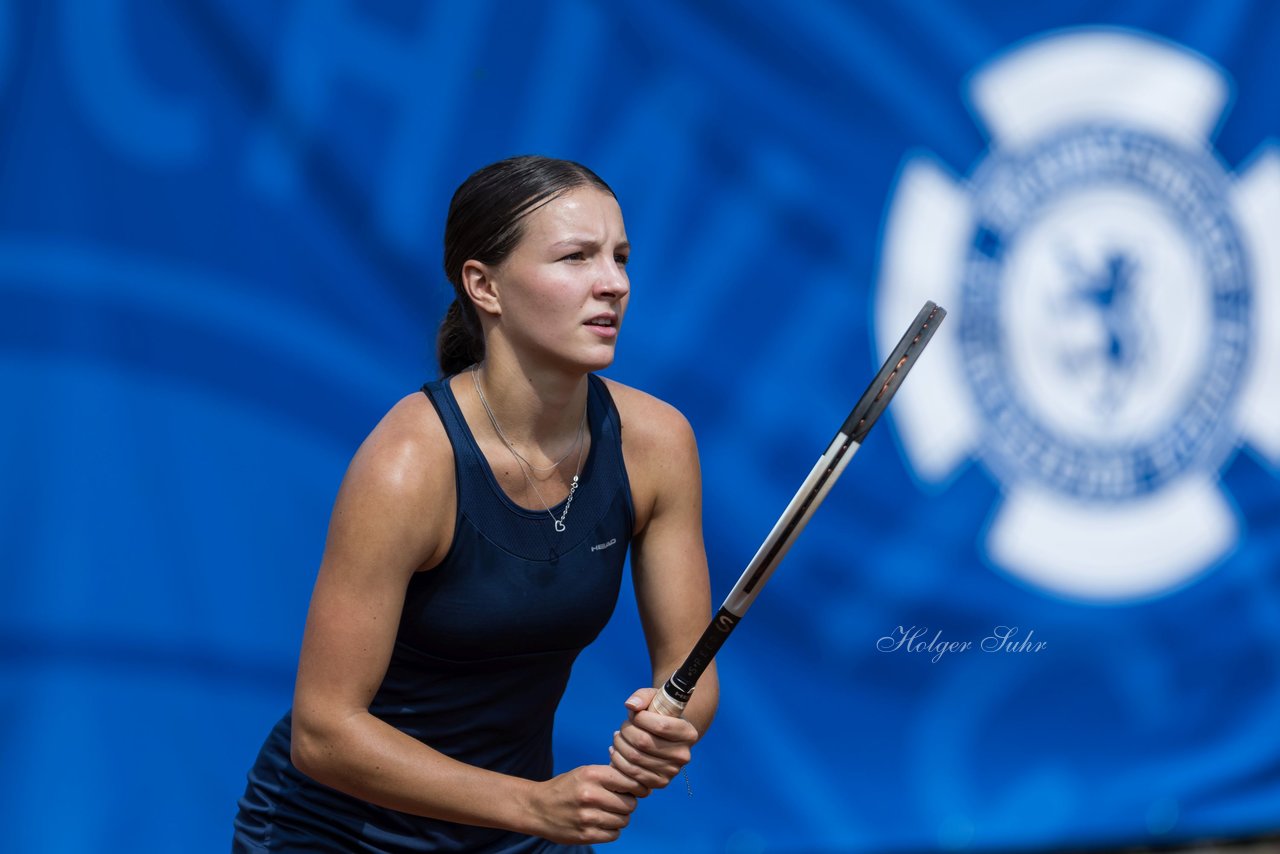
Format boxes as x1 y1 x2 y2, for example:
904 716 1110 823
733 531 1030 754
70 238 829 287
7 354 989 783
233 155 719 852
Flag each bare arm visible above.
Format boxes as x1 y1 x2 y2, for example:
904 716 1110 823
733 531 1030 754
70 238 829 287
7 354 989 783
607 384 719 789
289 393 642 844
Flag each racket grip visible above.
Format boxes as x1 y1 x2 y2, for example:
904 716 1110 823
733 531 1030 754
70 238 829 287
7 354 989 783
646 683 688 718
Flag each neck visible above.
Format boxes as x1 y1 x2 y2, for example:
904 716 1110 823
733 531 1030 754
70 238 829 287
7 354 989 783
471 355 588 452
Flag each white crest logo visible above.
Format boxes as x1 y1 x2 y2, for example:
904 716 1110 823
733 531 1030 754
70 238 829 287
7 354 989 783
877 28 1280 602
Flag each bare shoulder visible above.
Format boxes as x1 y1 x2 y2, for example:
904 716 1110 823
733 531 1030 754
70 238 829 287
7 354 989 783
600 377 696 456
328 389 456 572
347 390 454 496
601 378 700 534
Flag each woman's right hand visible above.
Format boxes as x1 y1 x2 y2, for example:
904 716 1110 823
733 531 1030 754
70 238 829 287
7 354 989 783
526 764 647 845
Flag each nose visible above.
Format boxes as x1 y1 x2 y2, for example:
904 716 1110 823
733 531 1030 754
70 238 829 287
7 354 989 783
594 257 630 300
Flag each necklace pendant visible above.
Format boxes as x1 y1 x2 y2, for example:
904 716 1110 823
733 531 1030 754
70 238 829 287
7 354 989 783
554 520 566 533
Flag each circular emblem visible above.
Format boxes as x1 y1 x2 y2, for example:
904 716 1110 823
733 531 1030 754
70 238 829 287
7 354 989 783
958 126 1252 501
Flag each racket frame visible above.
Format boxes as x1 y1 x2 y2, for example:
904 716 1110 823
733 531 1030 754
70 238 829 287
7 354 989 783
647 300 946 717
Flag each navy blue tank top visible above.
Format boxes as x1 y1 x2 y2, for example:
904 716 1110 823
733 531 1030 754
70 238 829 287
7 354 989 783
233 374 633 853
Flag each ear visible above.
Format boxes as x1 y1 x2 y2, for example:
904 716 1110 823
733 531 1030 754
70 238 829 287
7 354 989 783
461 259 502 318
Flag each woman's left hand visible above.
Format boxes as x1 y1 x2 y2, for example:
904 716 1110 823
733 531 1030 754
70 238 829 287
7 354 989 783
608 687 699 792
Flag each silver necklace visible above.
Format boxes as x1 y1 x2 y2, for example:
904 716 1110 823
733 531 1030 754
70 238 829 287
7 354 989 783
472 368 585 473
472 368 587 532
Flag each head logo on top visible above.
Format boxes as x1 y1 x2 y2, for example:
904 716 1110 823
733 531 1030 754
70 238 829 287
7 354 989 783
876 27 1280 603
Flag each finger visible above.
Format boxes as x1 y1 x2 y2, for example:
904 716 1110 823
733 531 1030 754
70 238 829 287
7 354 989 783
611 736 679 787
595 779 638 813
609 743 662 784
603 753 659 795
614 736 686 778
629 709 700 743
610 746 669 790
613 729 673 771
616 723 692 767
616 721 667 752
598 760 651 798
623 687 656 714
581 829 622 846
607 752 653 798
582 784 637 820
590 790 637 818
583 806 630 832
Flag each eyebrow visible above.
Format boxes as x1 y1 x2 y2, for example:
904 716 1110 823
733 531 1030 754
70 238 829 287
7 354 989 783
550 238 630 251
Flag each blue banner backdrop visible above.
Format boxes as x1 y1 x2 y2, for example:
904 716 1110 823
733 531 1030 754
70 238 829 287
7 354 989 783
2 2 1279 852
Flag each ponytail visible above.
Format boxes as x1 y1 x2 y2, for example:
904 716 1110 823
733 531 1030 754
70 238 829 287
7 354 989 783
436 297 484 376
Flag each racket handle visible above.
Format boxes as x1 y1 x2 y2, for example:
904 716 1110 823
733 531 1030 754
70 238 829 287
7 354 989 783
646 683 688 718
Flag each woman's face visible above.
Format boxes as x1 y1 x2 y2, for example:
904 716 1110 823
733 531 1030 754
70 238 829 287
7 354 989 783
487 185 630 374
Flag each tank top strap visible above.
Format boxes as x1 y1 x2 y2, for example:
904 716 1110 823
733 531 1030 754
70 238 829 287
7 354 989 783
420 374 492 509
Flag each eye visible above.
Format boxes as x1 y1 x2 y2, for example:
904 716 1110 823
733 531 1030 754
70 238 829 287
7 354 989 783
559 251 585 262
615 252 630 267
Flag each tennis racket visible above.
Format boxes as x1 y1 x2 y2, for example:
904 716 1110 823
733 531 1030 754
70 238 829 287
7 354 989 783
644 299 946 718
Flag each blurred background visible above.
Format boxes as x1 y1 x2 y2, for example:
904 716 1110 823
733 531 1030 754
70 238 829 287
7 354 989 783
2 1 1279 852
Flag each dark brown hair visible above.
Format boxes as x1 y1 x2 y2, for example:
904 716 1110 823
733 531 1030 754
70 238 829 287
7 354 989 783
437 155 615 375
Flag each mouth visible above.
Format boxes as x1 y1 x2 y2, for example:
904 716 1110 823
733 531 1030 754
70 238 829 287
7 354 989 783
584 313 619 337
